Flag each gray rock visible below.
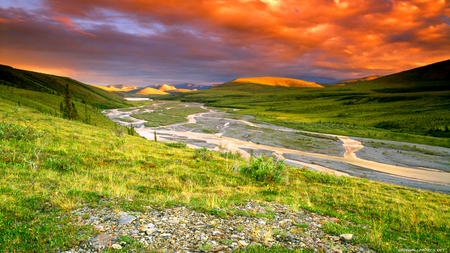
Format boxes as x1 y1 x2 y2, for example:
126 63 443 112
118 215 136 225
168 219 180 224
91 233 113 249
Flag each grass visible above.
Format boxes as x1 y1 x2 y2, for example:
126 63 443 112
117 117 134 123
0 99 449 252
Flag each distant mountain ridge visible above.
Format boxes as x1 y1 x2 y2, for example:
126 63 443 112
95 82 209 94
223 77 324 88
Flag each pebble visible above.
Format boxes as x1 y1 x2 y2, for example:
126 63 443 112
63 200 375 252
111 243 122 250
340 233 354 241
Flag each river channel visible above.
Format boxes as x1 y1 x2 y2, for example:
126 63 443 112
104 101 450 194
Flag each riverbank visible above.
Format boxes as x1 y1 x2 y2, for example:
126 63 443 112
104 101 450 194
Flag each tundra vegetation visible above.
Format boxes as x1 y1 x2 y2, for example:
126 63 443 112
1 63 449 252
0 85 449 252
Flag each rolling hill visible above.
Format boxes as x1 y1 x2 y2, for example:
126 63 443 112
0 64 129 109
135 87 169 95
223 77 324 88
0 64 132 128
333 75 382 86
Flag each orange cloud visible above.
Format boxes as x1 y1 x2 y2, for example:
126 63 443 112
53 16 97 37
1 0 449 85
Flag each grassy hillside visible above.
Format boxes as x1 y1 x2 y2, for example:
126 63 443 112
227 77 324 88
0 95 449 252
161 60 450 147
0 64 129 110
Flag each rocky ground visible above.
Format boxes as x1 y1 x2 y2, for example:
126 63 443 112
61 200 374 253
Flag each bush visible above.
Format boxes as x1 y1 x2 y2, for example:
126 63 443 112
165 142 187 148
240 155 285 184
193 148 214 161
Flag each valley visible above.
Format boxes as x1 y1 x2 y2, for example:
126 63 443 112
104 101 450 194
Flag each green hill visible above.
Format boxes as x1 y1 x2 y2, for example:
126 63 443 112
0 64 129 109
223 77 324 88
1 85 449 252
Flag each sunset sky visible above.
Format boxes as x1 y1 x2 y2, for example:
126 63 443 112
1 0 449 86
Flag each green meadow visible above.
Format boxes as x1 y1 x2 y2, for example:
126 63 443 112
0 63 449 252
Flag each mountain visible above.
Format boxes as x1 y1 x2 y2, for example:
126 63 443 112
135 87 168 95
150 84 203 93
95 84 138 92
154 84 177 92
223 77 324 88
0 64 128 109
172 83 210 90
333 75 383 86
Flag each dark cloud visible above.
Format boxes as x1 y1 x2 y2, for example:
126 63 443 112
1 0 449 86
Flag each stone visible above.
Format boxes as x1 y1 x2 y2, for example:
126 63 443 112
145 229 156 235
238 240 248 246
213 231 221 235
168 219 180 224
91 233 113 249
258 220 267 225
160 233 172 237
111 244 122 250
118 215 136 225
340 234 353 241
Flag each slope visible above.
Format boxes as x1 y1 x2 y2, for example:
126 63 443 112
0 64 129 109
333 75 382 86
135 87 169 95
224 77 324 88
0 98 449 252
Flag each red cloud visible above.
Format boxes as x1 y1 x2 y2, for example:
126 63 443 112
1 0 449 85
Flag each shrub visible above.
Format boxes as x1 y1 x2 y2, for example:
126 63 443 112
193 148 214 161
220 150 241 159
240 155 285 184
164 142 187 148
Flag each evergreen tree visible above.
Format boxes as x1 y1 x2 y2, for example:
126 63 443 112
70 102 79 120
62 84 79 120
63 84 72 119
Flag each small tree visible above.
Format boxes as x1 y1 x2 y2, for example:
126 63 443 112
61 84 79 120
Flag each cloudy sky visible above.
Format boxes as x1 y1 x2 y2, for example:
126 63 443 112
1 0 449 86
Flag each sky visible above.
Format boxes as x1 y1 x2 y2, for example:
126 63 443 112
1 0 449 86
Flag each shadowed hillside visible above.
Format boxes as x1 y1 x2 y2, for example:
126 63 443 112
0 64 128 109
